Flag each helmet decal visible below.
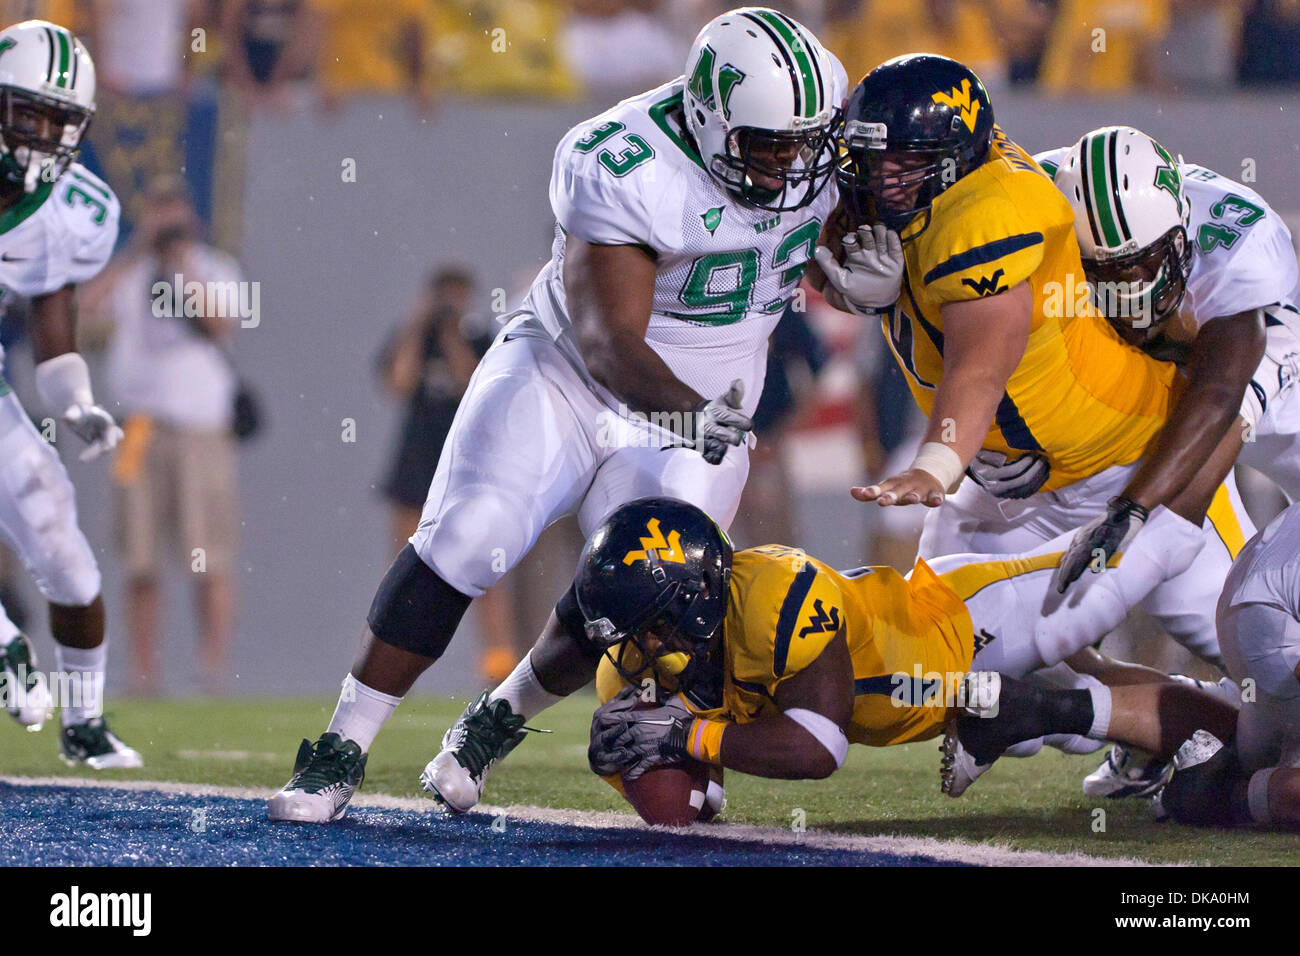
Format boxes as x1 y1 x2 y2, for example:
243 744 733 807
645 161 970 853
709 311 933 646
687 44 746 122
1151 141 1185 219
931 78 981 133
622 518 686 566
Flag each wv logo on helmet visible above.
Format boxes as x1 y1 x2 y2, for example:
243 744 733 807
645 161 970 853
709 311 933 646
623 518 686 565
931 78 981 133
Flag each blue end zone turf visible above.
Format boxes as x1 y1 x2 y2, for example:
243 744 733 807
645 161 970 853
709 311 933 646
0 783 969 866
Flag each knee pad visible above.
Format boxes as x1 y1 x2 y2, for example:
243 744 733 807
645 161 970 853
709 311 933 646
367 544 472 660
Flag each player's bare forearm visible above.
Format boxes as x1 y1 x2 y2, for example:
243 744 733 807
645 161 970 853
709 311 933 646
718 629 855 779
29 285 80 362
1165 411 1252 525
1123 311 1265 511
716 715 839 778
565 236 703 415
927 283 1033 467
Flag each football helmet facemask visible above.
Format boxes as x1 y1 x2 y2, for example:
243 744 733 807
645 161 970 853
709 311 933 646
575 497 732 702
836 54 995 236
0 20 96 193
1053 126 1193 337
684 7 845 212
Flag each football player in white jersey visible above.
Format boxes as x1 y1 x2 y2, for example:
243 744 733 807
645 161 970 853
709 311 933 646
269 7 847 822
0 20 140 768
1025 128 1300 797
1161 501 1300 828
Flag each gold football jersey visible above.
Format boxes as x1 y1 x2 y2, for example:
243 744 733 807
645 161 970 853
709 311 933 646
886 126 1182 489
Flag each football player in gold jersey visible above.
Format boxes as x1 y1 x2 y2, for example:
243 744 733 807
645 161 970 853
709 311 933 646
578 498 1233 801
813 53 1251 667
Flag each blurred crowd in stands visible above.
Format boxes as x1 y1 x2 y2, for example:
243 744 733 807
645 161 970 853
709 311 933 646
5 0 1296 119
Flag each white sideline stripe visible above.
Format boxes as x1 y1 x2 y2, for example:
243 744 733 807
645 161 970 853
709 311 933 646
0 775 1178 867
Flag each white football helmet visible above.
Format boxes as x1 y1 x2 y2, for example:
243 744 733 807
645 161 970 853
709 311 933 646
1054 126 1192 333
0 19 96 193
684 7 844 211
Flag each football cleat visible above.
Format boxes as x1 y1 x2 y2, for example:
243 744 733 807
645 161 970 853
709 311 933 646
59 716 143 769
940 671 1003 798
1158 730 1248 828
1082 744 1172 799
421 691 533 813
268 733 367 823
1 631 53 730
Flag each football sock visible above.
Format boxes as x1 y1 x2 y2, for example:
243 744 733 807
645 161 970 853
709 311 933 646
326 674 401 752
1085 684 1112 739
489 653 561 721
55 643 105 725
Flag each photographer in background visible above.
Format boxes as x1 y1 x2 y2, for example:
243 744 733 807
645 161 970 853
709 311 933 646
82 176 245 696
376 267 518 683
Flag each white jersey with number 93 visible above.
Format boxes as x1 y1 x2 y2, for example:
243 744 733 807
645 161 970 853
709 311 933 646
521 78 840 418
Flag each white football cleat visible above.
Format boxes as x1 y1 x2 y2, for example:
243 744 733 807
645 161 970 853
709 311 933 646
268 734 367 823
940 672 1002 798
420 691 531 814
1082 744 1171 799
59 717 143 769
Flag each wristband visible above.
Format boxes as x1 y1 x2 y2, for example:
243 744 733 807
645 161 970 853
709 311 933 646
909 441 964 492
35 352 94 413
686 717 727 765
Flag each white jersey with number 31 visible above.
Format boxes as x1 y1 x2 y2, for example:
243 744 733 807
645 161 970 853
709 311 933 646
0 162 120 372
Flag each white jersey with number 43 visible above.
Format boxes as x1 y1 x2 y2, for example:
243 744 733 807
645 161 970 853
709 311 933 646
1036 147 1300 330
0 162 120 373
520 78 841 417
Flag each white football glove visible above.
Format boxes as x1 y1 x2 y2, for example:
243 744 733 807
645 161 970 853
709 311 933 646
62 403 124 461
692 379 753 466
814 223 904 316
34 353 124 461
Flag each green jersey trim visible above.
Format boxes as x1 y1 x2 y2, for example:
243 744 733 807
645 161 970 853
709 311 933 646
0 178 54 235
648 92 706 171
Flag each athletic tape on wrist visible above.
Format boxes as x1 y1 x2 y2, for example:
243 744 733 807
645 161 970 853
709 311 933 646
909 441 964 492
687 718 727 765
34 352 94 412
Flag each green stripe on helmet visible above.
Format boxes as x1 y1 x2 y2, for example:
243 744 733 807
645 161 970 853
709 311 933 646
1088 132 1122 247
752 9 818 118
54 27 70 88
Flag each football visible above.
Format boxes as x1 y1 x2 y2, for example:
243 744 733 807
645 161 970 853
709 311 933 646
623 759 720 827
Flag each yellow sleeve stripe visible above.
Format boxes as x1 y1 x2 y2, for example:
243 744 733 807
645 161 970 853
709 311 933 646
939 549 1126 604
923 232 1044 285
1207 483 1248 560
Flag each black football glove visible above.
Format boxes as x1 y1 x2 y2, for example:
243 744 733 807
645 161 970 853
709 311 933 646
965 449 1050 500
1054 496 1149 594
588 686 691 781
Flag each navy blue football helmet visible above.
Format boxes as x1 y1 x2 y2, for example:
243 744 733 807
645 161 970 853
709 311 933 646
836 54 995 235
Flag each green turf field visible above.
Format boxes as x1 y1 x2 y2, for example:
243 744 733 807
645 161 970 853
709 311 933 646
4 693 1297 865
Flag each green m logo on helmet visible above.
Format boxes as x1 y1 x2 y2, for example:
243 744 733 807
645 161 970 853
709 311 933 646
1151 141 1184 218
688 44 745 122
